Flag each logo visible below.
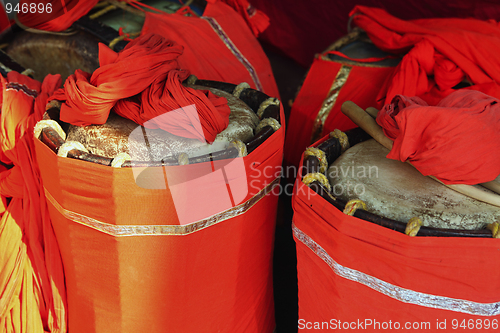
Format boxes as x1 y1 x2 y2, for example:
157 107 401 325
129 105 248 225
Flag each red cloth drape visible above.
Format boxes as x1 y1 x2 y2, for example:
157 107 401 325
142 2 280 99
0 72 67 332
351 5 500 105
34 103 285 333
206 0 269 36
376 90 500 185
50 33 230 143
293 138 500 332
17 0 98 31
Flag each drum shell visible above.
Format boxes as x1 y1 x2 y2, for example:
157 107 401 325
293 135 500 329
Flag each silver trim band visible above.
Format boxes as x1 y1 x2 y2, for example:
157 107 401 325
293 223 500 316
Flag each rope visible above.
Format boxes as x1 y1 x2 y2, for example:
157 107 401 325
89 4 117 20
330 129 349 153
343 199 366 216
405 217 423 237
487 222 500 238
302 172 331 192
304 147 328 174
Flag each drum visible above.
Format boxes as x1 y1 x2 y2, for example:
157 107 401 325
4 1 194 82
0 7 285 332
327 139 500 231
293 130 500 331
284 28 400 167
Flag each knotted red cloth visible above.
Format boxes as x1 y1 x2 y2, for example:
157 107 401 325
350 6 500 105
50 33 230 143
377 90 500 185
17 0 98 31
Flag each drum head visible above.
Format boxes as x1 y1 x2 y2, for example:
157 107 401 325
328 139 500 230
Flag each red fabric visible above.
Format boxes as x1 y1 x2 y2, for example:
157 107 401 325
34 103 285 333
206 0 270 36
0 72 67 332
293 144 500 332
17 0 98 31
376 90 500 185
284 55 396 168
142 2 280 99
351 6 500 105
251 0 500 68
50 33 230 143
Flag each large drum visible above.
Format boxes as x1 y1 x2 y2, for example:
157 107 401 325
293 130 500 331
0 4 284 332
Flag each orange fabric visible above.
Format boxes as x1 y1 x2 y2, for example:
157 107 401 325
293 142 500 332
34 104 284 332
17 0 98 31
50 34 230 143
206 0 270 36
0 72 66 332
376 90 500 185
284 55 396 167
141 2 280 99
351 6 500 105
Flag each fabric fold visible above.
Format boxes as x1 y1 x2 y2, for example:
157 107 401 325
376 90 500 184
0 71 66 333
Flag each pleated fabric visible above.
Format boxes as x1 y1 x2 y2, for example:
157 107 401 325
0 72 67 333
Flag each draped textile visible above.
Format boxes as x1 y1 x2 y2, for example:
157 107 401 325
0 72 66 333
34 103 285 333
284 51 397 168
17 0 98 31
206 0 270 36
251 0 500 68
293 138 500 332
376 90 500 185
142 2 280 99
350 5 500 105
50 33 230 143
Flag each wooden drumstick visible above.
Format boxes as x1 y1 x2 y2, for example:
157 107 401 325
341 101 500 208
365 106 379 119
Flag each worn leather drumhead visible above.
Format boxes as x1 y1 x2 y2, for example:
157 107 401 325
66 85 259 161
327 139 500 230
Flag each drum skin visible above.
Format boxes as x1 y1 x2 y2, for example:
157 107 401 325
327 139 500 230
293 133 500 332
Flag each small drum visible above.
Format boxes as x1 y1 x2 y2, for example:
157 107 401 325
301 129 497 237
327 139 500 230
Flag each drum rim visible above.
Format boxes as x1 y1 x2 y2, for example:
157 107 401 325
300 129 494 238
37 79 282 168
